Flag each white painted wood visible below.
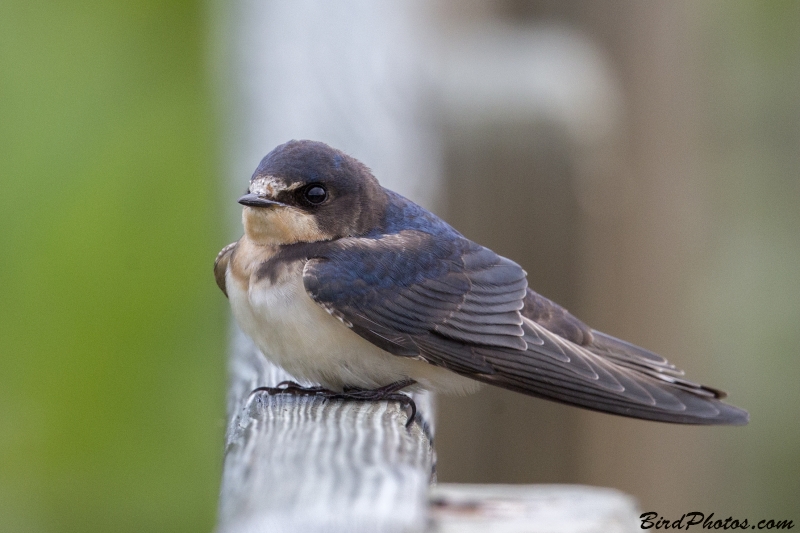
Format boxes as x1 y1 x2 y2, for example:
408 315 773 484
217 327 435 533
428 484 640 533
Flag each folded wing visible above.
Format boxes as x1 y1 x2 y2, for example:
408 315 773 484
302 231 748 425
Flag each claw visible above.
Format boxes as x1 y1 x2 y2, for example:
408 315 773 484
249 379 418 428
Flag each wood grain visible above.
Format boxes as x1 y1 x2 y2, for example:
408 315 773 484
216 327 435 533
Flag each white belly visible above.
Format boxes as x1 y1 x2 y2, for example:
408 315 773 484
227 261 480 394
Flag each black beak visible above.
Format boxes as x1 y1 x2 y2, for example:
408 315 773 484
238 193 286 208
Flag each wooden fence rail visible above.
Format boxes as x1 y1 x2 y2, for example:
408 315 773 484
215 328 640 533
217 328 436 533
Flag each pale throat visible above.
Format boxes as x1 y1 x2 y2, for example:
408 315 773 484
242 206 329 246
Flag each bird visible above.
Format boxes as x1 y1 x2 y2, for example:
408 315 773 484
215 139 748 426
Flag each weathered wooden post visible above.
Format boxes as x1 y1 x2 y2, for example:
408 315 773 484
217 329 436 533
215 1 440 531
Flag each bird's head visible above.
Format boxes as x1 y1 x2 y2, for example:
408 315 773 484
239 140 388 245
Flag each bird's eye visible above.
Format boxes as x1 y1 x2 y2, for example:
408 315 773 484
303 185 327 204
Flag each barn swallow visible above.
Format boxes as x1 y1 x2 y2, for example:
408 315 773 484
215 140 748 425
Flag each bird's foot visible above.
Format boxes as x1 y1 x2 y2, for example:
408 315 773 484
342 379 418 427
251 381 330 396
251 379 418 428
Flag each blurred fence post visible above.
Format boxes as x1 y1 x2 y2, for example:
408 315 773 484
215 1 440 532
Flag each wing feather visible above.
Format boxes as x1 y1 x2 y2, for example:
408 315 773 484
300 229 748 425
213 242 237 297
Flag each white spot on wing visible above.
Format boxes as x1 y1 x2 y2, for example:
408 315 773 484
322 303 354 328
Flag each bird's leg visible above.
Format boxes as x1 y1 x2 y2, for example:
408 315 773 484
250 379 418 428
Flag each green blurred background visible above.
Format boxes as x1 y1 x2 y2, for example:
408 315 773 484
0 1 797 532
0 1 224 531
